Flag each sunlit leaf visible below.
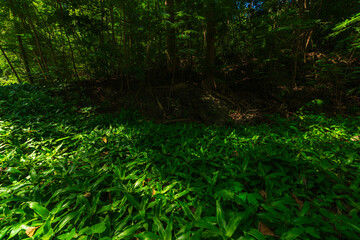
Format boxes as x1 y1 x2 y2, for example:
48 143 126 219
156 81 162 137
28 202 50 219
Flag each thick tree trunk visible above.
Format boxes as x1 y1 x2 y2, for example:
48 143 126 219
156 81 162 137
17 35 33 83
165 0 177 85
0 45 22 84
202 0 216 89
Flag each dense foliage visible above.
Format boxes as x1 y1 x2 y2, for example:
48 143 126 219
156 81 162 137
1 0 359 91
1 84 360 239
1 1 360 239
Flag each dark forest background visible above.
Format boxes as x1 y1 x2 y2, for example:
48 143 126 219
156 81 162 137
1 0 359 118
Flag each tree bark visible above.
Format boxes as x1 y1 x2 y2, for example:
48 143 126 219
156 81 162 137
202 0 216 89
17 35 33 83
0 45 22 84
165 0 177 85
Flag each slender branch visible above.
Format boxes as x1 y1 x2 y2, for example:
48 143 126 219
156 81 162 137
0 44 22 84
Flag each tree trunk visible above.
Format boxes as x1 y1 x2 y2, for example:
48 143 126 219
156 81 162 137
27 16 49 73
100 0 105 47
110 4 116 45
57 0 80 81
0 45 22 84
165 0 177 85
8 0 49 80
202 0 216 89
17 35 33 83
32 49 48 81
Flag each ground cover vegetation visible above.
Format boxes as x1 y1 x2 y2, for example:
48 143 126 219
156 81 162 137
1 0 360 239
0 84 360 239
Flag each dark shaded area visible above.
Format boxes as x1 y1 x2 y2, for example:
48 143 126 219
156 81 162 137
72 75 360 126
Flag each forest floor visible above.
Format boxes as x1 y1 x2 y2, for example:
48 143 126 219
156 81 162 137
76 77 360 126
0 82 360 239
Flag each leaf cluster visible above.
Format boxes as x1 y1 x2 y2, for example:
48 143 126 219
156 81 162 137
0 84 360 239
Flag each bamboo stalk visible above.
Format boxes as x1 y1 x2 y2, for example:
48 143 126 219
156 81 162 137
0 44 22 84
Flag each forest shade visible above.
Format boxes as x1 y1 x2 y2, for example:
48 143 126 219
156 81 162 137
0 0 359 92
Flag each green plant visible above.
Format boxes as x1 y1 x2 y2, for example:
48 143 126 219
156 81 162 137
0 84 359 239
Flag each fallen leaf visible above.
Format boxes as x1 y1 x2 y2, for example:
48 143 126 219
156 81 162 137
84 192 91 198
259 190 267 201
258 222 276 236
351 135 360 141
26 226 40 237
337 207 342 215
102 137 108 143
100 151 109 157
291 193 304 210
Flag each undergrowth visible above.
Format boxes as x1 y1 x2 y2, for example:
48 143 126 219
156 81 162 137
0 84 360 239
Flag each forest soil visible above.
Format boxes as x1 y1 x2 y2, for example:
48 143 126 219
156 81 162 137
71 78 360 125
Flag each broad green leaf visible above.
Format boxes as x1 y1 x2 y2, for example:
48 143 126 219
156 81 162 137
195 204 203 221
125 193 140 210
216 201 227 231
115 225 141 239
55 212 78 233
173 190 190 200
79 222 106 235
5 167 22 175
0 227 10 240
135 232 162 240
57 228 77 240
195 220 220 235
305 227 321 239
134 175 146 188
179 202 195 221
8 224 29 239
225 212 245 237
165 215 173 240
190 229 203 240
247 228 266 240
161 182 178 194
153 217 166 236
29 168 37 182
40 228 53 240
281 228 304 240
28 202 50 219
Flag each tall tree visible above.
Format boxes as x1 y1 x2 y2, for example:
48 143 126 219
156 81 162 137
202 0 216 89
165 0 177 85
17 35 33 83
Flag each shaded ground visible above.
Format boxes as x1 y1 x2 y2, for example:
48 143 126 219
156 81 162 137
70 76 360 125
